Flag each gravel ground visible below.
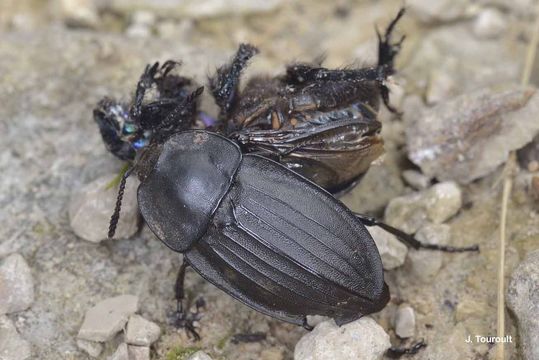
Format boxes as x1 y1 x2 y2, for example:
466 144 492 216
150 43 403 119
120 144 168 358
1 0 538 359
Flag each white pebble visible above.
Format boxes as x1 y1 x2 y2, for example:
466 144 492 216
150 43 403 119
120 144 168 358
0 316 32 360
109 343 128 360
402 170 431 190
125 314 161 346
78 295 139 342
77 339 103 358
0 253 34 315
369 227 408 270
128 345 150 360
394 305 416 338
473 8 506 39
294 318 390 360
69 174 140 243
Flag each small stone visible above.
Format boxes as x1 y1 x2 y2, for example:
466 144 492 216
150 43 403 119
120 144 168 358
426 68 456 105
306 315 332 328
77 339 103 358
125 314 161 346
408 0 474 24
109 343 128 360
78 295 139 342
394 305 415 338
402 170 431 190
0 253 34 315
424 182 462 224
126 24 152 38
128 345 150 360
69 174 140 243
385 182 462 234
294 318 390 360
0 316 31 360
10 13 37 32
187 351 213 360
406 224 451 282
407 85 539 184
58 0 100 28
131 11 156 26
507 250 539 360
368 227 408 270
473 8 506 39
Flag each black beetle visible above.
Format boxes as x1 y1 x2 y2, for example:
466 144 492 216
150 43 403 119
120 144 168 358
97 7 479 351
113 128 389 329
108 123 478 348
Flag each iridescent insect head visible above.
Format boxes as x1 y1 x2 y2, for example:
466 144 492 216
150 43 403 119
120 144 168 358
94 61 202 161
94 61 204 238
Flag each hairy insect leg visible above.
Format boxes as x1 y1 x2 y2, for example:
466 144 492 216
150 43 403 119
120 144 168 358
209 43 259 126
131 62 160 121
354 213 480 253
173 258 205 341
376 7 405 114
377 7 406 70
386 339 427 359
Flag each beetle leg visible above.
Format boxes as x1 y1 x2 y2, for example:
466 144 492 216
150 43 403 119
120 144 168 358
376 8 405 114
386 339 427 358
152 87 204 142
209 43 259 124
130 62 160 121
173 259 205 341
377 7 405 71
354 213 480 253
174 259 189 313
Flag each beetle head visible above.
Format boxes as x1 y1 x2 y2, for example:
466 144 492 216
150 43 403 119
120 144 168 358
94 61 201 162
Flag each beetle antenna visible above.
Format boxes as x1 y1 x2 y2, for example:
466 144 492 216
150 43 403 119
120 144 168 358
108 167 134 239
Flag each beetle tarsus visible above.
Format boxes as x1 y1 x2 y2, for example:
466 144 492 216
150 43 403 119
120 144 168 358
354 213 480 253
386 339 427 358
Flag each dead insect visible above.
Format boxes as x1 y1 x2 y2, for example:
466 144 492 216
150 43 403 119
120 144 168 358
208 9 406 194
93 61 203 161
